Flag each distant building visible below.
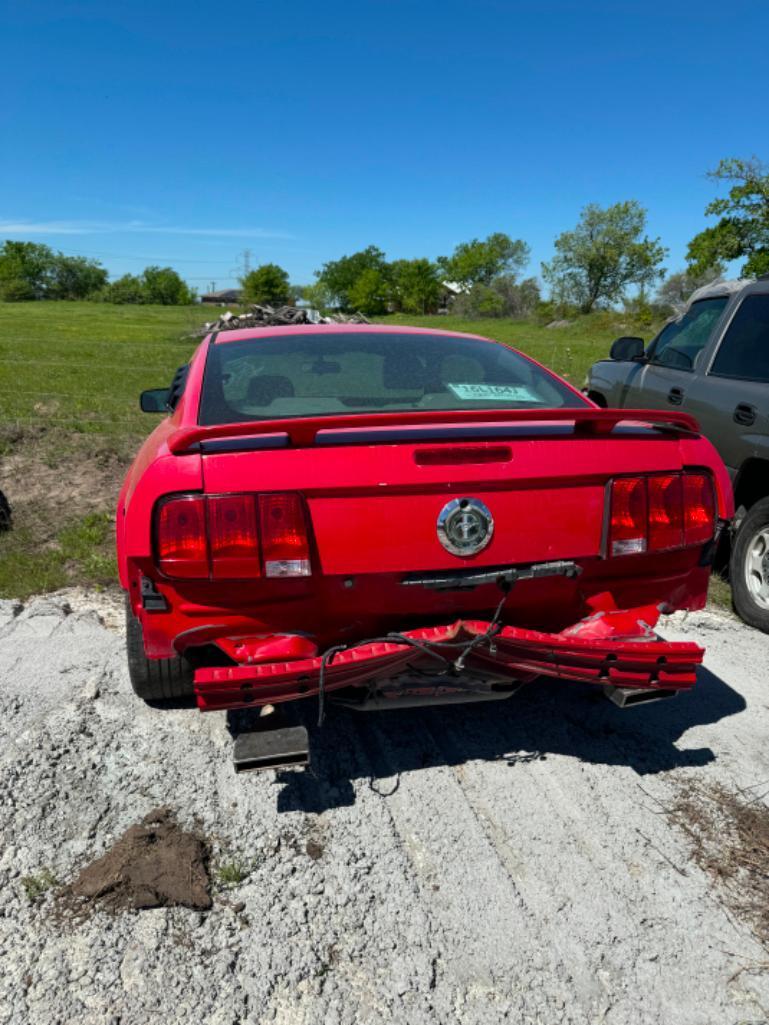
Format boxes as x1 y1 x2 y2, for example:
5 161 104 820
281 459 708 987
201 289 243 305
438 280 468 312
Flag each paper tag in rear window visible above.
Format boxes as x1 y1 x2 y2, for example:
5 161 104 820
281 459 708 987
447 383 543 403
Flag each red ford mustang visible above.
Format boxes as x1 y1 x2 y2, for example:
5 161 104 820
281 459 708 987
117 325 731 764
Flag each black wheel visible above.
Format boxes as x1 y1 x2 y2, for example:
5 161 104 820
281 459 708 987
125 597 194 702
0 490 11 532
730 496 769 634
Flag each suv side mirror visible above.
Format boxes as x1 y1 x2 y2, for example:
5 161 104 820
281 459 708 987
609 336 645 362
140 388 171 412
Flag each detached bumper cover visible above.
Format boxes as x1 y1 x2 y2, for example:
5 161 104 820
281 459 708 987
193 598 704 712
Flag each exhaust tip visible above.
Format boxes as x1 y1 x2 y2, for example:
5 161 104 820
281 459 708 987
233 724 310 773
603 684 678 709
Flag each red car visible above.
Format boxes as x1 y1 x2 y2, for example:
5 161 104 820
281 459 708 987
117 325 732 769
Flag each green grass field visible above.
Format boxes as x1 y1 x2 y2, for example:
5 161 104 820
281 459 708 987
0 302 206 439
383 311 635 385
0 302 207 596
1 300 731 611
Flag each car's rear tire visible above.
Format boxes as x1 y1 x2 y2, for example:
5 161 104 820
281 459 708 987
730 496 769 634
0 490 11 532
125 598 194 701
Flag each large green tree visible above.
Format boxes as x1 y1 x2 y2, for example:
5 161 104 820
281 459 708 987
141 266 195 305
542 201 666 313
0 241 55 299
687 158 769 278
437 233 529 288
347 267 390 315
316 245 389 310
0 241 106 300
101 267 194 305
389 258 441 314
241 263 292 305
656 264 724 311
48 255 108 299
102 274 147 304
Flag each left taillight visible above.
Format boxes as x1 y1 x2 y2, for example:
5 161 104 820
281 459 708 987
156 496 209 578
155 492 312 579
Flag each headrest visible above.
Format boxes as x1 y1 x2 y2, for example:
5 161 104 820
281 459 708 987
383 352 425 390
245 374 295 405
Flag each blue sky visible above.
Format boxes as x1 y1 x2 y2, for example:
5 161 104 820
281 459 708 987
1 0 766 292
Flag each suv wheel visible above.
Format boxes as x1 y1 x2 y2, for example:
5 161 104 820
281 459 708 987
730 496 769 633
125 598 194 702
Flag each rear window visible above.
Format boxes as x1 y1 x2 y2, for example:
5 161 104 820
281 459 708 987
198 332 586 425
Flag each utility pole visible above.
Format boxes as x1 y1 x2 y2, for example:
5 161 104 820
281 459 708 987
231 248 253 282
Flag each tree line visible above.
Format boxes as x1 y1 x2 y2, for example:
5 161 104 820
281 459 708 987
0 242 194 305
1 157 766 314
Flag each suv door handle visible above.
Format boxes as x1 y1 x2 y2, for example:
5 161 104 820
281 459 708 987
668 387 684 405
734 402 757 426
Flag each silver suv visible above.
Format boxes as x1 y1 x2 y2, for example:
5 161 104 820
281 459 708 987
586 276 769 632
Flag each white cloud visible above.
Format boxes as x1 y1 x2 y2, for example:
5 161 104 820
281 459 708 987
0 219 293 239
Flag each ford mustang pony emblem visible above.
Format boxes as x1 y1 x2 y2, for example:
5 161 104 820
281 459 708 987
436 498 494 556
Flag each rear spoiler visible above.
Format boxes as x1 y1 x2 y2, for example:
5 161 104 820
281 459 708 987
168 408 701 455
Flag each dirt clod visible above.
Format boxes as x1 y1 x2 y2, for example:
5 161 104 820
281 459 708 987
64 807 211 912
305 838 324 861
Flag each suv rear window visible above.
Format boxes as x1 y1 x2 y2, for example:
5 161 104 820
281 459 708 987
198 332 587 425
710 294 769 382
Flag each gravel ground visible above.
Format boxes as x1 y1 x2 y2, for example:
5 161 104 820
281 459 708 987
1 595 769 1025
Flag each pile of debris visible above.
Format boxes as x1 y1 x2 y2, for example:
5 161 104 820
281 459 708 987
194 303 369 336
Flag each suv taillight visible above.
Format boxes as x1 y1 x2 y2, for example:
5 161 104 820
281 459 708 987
608 472 716 557
155 492 311 579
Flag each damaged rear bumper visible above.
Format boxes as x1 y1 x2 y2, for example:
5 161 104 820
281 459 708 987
193 599 704 712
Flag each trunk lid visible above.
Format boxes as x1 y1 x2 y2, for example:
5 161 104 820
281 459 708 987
199 419 694 575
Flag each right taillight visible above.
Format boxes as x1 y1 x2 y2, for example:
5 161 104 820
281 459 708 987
682 473 716 546
648 474 684 552
155 492 311 579
609 476 648 556
608 472 715 557
259 493 311 578
207 494 261 580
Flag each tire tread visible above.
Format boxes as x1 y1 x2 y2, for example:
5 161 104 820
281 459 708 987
730 496 769 634
125 597 194 701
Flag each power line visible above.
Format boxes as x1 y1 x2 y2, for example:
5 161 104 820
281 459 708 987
50 245 238 265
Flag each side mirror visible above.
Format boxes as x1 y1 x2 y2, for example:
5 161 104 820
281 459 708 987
609 336 645 362
140 388 171 412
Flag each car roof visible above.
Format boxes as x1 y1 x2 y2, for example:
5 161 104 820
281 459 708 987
210 323 496 345
685 278 753 305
